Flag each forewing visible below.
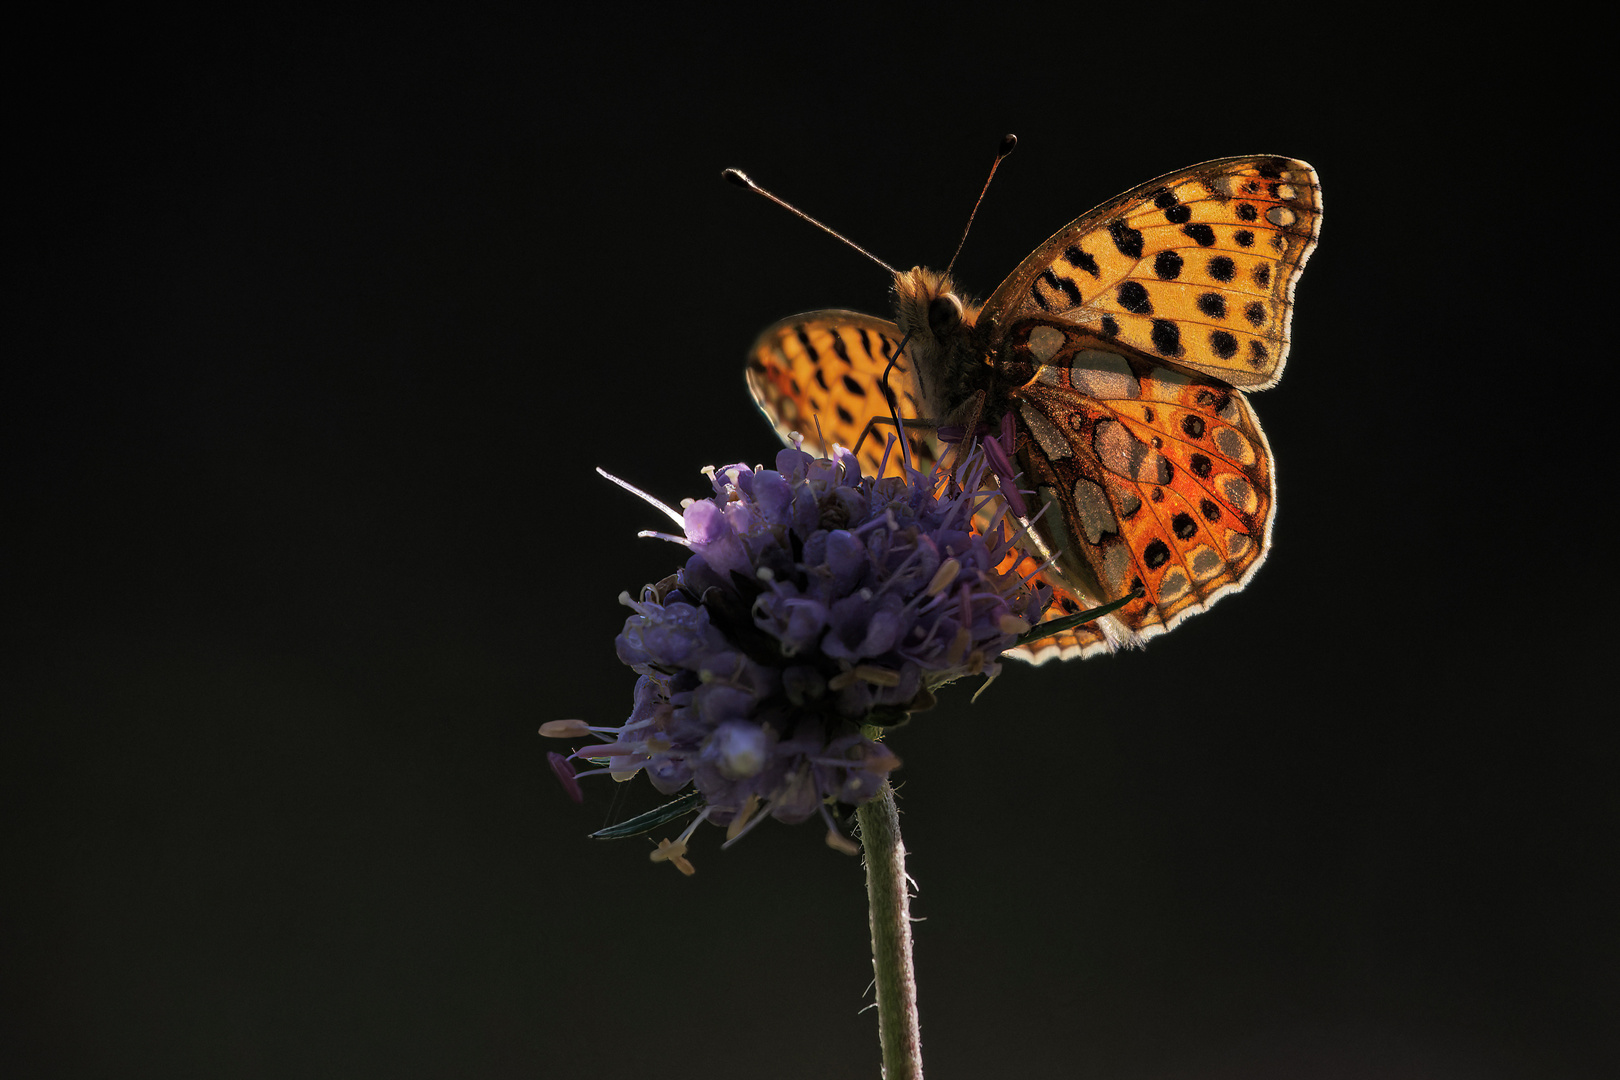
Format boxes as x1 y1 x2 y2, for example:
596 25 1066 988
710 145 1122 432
980 156 1320 390
1006 326 1275 651
746 311 940 478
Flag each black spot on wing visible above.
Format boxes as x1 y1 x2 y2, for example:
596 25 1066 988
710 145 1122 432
1042 270 1082 306
1064 245 1099 276
1150 320 1183 356
794 327 821 362
1193 388 1232 414
1207 256 1235 282
842 374 867 397
830 333 852 365
1117 281 1152 314
1153 250 1183 280
1182 223 1216 246
1109 218 1144 258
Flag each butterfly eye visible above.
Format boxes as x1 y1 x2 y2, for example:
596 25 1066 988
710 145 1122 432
927 294 964 337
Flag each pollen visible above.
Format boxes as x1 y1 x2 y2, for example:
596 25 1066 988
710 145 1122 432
925 557 962 596
726 794 762 842
651 838 696 876
853 665 902 687
998 614 1032 635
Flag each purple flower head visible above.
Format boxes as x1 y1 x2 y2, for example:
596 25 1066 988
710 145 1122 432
545 437 1051 866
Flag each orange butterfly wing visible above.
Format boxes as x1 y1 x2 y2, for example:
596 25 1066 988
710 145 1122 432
980 157 1317 661
996 328 1274 662
981 156 1321 390
744 156 1320 663
745 311 941 479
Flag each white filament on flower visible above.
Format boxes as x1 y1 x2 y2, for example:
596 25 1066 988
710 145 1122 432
596 466 686 526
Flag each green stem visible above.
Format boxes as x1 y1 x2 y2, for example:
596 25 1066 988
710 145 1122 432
858 781 923 1079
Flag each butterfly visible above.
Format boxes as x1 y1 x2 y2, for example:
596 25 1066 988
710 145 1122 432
744 155 1321 663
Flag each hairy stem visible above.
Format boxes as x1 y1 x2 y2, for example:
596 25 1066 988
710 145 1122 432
858 781 922 1079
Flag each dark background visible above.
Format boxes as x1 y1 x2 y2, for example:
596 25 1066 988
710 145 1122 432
6 11 1611 1079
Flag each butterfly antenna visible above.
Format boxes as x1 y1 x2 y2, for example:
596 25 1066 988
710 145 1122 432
943 134 1017 277
722 169 898 275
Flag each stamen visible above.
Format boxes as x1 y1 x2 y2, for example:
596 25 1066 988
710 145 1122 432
596 467 685 526
999 614 1032 635
637 529 695 548
862 747 902 774
568 741 637 757
853 665 901 687
1018 551 1064 589
721 797 775 848
825 829 860 856
877 433 896 477
650 837 696 876
539 719 592 738
851 508 900 536
676 808 711 846
816 800 849 849
726 793 762 841
567 763 630 781
546 752 583 803
925 558 962 596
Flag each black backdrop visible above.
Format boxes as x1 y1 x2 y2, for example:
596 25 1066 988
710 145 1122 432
7 11 1612 1079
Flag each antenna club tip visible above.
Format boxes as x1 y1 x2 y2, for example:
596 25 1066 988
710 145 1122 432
722 168 755 189
998 134 1018 158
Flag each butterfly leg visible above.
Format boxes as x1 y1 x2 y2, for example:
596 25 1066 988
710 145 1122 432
939 389 991 482
853 414 941 470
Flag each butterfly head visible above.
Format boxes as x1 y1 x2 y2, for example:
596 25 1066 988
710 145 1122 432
892 267 987 418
